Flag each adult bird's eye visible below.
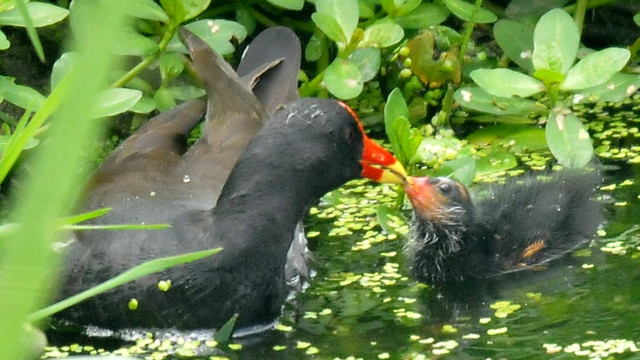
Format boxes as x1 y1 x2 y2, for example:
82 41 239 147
438 183 452 195
343 126 356 143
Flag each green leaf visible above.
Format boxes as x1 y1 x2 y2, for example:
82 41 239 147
0 135 39 153
160 0 210 23
470 69 544 98
493 19 534 73
359 2 375 18
576 73 640 103
311 12 346 43
214 314 239 342
323 58 363 99
545 110 593 168
0 2 68 27
384 89 422 166
315 0 359 44
0 29 9 49
532 68 564 84
475 149 518 175
124 0 169 22
505 0 570 19
466 124 547 152
454 87 545 116
168 85 206 100
559 48 630 91
441 0 497 23
635 13 640 27
51 52 77 90
349 48 380 82
267 0 304 10
470 114 534 124
92 88 143 118
385 88 409 132
112 27 159 56
159 52 184 80
27 248 222 323
184 20 247 56
130 95 157 114
305 33 323 62
434 157 476 187
154 86 176 111
235 3 256 35
395 0 422 17
395 3 450 29
532 8 579 74
362 20 404 48
0 76 45 111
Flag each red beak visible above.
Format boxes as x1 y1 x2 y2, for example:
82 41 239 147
338 102 407 184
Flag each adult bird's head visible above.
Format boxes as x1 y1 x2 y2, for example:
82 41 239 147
336 102 407 185
225 99 407 204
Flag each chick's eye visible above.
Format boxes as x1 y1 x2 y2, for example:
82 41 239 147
438 183 452 195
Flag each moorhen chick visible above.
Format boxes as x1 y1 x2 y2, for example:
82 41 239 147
403 171 602 283
56 28 406 331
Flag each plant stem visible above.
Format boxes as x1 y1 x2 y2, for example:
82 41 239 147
564 0 617 13
441 83 456 128
458 0 483 65
573 0 588 35
111 24 178 89
629 37 640 62
249 8 279 27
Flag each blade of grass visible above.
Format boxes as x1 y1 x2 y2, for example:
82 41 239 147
64 223 171 230
14 0 45 62
27 247 222 323
61 207 112 224
0 1 127 358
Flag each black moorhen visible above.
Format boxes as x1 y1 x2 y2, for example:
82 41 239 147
402 171 602 283
57 27 406 331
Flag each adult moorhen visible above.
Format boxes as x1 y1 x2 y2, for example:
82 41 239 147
402 171 602 283
57 28 406 331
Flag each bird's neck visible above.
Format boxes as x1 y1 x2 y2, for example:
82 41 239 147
211 147 315 255
407 209 471 282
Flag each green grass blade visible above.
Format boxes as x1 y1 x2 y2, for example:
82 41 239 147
27 247 222 323
0 1 128 358
64 223 171 230
14 0 45 62
61 207 112 225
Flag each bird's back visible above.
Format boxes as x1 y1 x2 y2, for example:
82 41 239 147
473 170 603 275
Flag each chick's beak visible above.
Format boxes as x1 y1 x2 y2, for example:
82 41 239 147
403 177 445 218
360 135 407 184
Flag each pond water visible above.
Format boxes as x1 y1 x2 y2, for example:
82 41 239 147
44 162 640 360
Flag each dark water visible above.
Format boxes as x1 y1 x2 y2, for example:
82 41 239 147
44 163 640 359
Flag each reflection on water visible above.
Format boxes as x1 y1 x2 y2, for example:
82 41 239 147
45 164 640 359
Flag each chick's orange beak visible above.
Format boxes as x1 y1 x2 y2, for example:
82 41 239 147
403 177 446 218
360 135 407 184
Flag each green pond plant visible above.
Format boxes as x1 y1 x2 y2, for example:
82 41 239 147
454 8 636 168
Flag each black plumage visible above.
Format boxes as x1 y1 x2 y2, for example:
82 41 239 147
56 28 405 331
404 171 603 283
